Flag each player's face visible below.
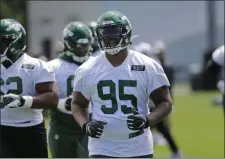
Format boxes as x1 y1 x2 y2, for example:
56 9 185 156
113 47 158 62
103 38 121 48
67 37 91 57
73 43 90 57
0 36 13 55
99 26 122 48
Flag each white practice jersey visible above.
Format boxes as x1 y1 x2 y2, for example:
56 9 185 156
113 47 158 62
73 50 170 157
48 58 80 114
88 50 102 114
1 53 55 127
91 49 104 57
212 45 224 66
212 45 224 94
89 51 103 114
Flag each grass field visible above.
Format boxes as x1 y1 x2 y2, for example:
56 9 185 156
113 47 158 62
154 84 224 158
46 84 224 158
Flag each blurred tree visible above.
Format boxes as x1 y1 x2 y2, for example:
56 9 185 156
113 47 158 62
1 0 29 50
1 0 27 29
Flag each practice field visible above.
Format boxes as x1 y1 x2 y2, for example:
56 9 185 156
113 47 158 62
46 84 224 158
154 84 224 158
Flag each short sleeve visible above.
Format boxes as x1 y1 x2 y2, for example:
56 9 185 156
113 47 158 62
73 69 90 100
212 45 224 66
34 61 56 84
147 61 170 96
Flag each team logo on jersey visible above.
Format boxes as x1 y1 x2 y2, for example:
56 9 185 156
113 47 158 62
22 64 34 69
131 65 145 71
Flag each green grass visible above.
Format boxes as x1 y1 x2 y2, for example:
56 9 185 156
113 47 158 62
46 84 224 158
154 88 224 158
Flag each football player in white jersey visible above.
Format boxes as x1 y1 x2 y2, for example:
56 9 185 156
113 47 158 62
209 45 224 112
212 45 224 67
47 21 93 158
0 19 59 157
213 45 224 94
88 21 104 57
71 11 173 158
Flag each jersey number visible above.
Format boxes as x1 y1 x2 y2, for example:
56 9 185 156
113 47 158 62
97 80 137 114
67 75 74 96
0 76 23 95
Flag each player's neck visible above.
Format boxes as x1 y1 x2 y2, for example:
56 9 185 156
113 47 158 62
1 54 23 69
105 49 128 67
2 60 13 69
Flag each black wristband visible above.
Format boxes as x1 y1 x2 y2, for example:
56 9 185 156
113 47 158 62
18 96 25 107
65 98 72 111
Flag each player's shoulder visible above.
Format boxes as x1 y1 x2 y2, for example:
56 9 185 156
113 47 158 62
91 49 104 57
23 53 53 72
48 58 62 69
48 58 60 65
76 55 103 75
22 53 47 68
129 49 163 73
130 49 154 63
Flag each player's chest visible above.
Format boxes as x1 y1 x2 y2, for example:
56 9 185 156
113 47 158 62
90 70 147 93
54 70 76 97
55 64 77 85
0 68 33 95
54 62 78 84
89 69 148 115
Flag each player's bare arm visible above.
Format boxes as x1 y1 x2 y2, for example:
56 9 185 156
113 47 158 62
31 81 59 109
2 81 59 109
71 91 89 127
72 91 107 138
127 85 172 131
148 85 173 126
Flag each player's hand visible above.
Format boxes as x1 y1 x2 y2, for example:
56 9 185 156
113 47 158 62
57 95 72 112
127 108 149 131
65 95 72 111
82 120 107 138
1 93 26 108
